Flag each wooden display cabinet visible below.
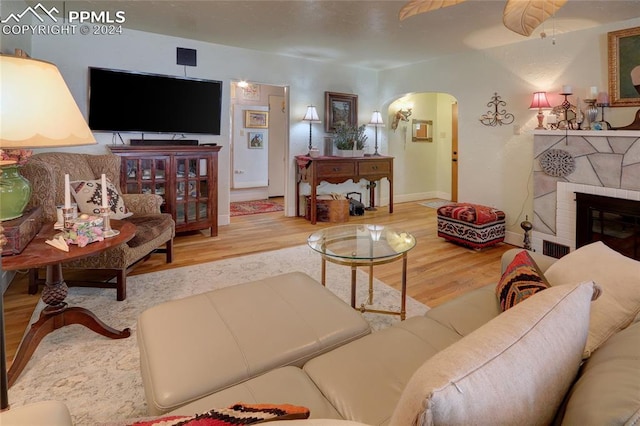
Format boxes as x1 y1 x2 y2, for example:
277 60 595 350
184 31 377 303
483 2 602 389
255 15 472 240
110 145 222 236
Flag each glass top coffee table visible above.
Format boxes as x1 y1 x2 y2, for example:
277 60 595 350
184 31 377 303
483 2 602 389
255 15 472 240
307 224 416 320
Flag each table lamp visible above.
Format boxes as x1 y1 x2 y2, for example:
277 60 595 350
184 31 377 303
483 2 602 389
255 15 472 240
368 111 385 156
529 92 551 130
0 53 96 410
302 105 321 155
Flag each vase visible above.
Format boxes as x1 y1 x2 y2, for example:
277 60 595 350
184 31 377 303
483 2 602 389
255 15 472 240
0 164 32 221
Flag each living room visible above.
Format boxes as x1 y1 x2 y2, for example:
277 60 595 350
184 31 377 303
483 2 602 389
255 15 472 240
1 1 640 424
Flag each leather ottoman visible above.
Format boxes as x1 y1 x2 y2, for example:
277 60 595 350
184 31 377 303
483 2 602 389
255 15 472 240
137 271 371 415
436 203 505 249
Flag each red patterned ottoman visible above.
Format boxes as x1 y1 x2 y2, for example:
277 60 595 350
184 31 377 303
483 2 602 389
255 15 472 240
437 203 506 249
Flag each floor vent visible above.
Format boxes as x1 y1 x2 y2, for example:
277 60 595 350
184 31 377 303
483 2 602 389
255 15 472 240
543 241 570 259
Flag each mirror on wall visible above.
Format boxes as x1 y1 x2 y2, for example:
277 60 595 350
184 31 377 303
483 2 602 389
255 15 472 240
412 119 433 142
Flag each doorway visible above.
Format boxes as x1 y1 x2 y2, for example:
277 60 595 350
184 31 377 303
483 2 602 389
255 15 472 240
386 92 457 203
230 82 288 214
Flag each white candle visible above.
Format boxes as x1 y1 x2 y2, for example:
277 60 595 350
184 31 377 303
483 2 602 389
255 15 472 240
64 174 71 208
562 85 572 94
101 174 108 208
589 86 598 98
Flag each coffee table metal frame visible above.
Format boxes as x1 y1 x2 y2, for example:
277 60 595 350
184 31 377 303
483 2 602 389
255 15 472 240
308 224 416 320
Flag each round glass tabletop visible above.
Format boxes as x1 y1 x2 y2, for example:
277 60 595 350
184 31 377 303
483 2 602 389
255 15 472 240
307 224 416 261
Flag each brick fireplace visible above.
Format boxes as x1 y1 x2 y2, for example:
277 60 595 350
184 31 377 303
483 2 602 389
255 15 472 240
532 130 640 256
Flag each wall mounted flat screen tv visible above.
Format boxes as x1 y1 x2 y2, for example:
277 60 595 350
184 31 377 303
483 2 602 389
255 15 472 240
88 67 222 135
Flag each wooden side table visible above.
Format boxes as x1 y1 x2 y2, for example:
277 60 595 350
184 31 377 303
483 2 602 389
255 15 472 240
1 220 136 388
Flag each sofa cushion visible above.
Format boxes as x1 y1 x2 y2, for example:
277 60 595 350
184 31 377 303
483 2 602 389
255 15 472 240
425 283 500 337
389 281 596 426
560 320 640 425
137 272 371 415
544 241 640 358
126 214 174 248
496 250 550 311
70 178 132 220
303 316 461 426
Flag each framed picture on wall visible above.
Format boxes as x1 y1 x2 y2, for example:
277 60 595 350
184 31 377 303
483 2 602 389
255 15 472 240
608 26 640 107
245 110 269 128
324 91 358 132
248 132 264 149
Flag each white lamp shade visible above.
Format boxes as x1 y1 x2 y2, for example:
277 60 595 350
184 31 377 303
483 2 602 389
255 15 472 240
302 105 321 123
0 55 96 148
368 110 385 126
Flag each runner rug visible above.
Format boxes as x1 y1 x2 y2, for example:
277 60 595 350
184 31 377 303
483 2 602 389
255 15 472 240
8 244 428 425
230 199 284 216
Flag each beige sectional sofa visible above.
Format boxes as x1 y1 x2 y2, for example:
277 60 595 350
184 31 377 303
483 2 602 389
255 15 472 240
3 242 638 425
137 241 640 425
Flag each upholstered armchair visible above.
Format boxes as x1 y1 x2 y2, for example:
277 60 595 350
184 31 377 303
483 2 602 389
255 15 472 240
22 152 175 301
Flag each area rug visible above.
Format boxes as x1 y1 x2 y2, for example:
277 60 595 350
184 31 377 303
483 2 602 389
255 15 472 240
230 199 284 216
418 199 452 209
8 245 428 425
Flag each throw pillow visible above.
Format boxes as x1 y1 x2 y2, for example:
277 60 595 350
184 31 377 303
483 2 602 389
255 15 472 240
543 241 640 358
389 281 596 426
496 250 550 311
128 403 310 426
70 178 133 220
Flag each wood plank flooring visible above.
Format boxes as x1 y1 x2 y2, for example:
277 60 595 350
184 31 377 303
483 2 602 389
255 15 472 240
3 199 516 364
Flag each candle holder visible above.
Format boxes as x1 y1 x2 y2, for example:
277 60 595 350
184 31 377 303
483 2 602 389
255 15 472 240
62 207 75 231
100 207 120 238
596 102 612 130
583 99 597 130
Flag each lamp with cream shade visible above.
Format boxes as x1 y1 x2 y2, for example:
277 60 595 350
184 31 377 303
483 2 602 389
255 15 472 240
0 53 96 411
368 111 385 156
302 105 321 155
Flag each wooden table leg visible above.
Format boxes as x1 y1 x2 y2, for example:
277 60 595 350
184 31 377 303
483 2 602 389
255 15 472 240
7 263 130 388
368 264 374 305
350 265 357 309
401 253 407 320
321 257 327 286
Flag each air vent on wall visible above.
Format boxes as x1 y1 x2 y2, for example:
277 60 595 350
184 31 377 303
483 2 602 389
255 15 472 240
543 240 570 259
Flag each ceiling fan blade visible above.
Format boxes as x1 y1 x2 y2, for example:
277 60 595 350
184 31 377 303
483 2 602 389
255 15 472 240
399 0 468 21
503 0 567 36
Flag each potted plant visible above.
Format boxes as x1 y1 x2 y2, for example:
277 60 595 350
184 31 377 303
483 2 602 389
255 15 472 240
333 124 368 157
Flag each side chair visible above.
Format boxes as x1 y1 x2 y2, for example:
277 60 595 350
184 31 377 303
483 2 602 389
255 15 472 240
22 152 175 301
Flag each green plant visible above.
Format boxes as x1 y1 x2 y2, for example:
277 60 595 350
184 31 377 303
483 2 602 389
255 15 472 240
333 124 368 150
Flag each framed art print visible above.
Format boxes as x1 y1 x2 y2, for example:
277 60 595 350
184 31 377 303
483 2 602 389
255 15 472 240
245 110 269 128
608 26 640 107
248 132 264 149
324 91 358 132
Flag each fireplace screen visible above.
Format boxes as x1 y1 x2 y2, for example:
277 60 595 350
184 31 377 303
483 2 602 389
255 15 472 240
576 193 640 261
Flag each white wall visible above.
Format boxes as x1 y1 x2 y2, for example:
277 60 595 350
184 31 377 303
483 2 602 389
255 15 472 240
28 27 379 224
379 17 640 245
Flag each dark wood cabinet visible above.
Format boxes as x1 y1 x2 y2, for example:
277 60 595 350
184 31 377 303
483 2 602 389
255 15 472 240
110 145 222 236
295 155 394 224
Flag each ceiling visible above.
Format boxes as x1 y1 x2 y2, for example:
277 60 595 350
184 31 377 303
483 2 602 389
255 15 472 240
32 0 640 69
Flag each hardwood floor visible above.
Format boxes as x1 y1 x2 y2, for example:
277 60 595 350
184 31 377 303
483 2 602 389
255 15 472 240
3 199 516 364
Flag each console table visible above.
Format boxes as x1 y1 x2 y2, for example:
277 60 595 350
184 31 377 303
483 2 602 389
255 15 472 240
295 155 393 224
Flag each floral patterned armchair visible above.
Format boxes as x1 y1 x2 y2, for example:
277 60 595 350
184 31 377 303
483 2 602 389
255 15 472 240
22 152 175 301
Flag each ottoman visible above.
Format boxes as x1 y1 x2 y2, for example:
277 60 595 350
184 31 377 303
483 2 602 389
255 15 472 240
436 203 505 249
137 271 371 415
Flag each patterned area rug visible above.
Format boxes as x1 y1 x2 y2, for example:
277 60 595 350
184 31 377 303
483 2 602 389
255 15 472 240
230 199 284 216
9 245 428 425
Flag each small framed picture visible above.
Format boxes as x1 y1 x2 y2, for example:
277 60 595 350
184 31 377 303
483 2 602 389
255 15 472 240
245 110 269 128
248 132 264 149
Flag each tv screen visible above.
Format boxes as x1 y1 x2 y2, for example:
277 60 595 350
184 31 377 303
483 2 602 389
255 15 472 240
88 67 222 135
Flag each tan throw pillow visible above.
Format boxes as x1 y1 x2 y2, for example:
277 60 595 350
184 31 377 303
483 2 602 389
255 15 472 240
389 281 595 426
543 241 640 358
70 179 133 220
496 250 550 311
